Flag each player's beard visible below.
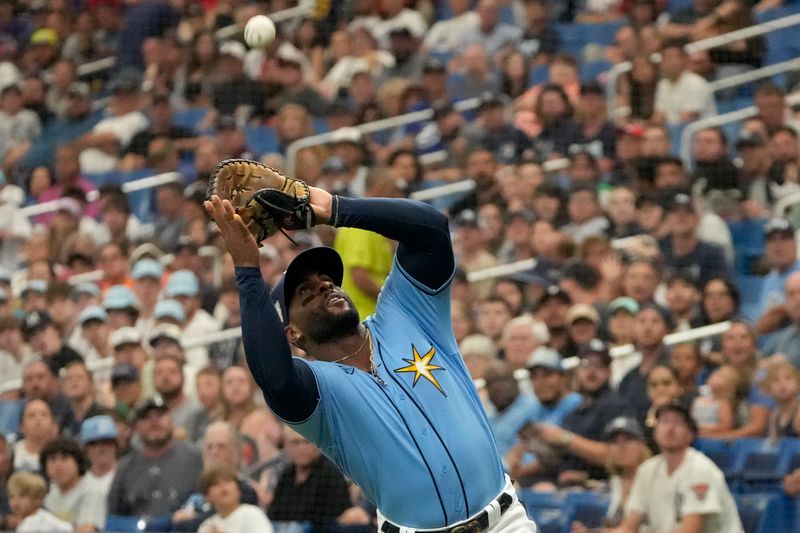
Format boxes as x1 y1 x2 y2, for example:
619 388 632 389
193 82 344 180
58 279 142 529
303 293 361 345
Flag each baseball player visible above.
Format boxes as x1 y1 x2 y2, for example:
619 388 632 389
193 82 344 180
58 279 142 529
205 164 537 532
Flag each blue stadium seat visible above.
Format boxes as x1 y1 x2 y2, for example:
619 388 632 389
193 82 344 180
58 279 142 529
328 526 373 533
666 0 694 15
580 60 612 82
244 126 280 156
105 515 171 532
694 437 763 481
0 400 22 437
735 494 771 533
518 490 565 533
528 64 549 85
173 107 210 132
562 492 609 533
757 493 799 532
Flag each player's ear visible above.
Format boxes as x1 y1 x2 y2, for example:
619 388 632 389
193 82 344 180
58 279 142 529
285 324 304 348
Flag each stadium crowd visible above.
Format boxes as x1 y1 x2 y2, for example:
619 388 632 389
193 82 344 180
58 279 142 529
1 0 800 531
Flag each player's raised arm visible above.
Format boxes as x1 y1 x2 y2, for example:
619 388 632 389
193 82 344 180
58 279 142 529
204 196 319 422
310 186 455 291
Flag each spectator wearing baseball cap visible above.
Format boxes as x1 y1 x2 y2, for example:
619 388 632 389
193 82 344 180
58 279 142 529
659 190 731 287
80 415 119 495
608 297 639 347
564 303 601 358
110 362 143 422
525 347 581 430
755 218 800 327
619 400 743 533
131 258 164 330
102 285 140 331
164 270 219 370
535 285 572 354
153 299 186 326
77 305 112 363
569 416 649 530
22 311 83 375
20 279 47 314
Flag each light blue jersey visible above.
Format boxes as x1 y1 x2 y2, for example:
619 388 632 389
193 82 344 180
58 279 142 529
292 258 505 528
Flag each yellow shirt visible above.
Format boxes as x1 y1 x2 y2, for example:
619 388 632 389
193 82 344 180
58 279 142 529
333 227 394 318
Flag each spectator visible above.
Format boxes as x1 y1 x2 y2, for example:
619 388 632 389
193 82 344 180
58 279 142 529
107 398 203 517
36 144 98 225
475 296 514 344
735 130 785 215
221 366 282 467
74 305 112 365
60 361 105 437
615 402 743 533
459 334 497 382
448 43 501 103
164 269 220 370
691 365 739 436
537 340 631 485
272 49 329 118
7 471 72 533
659 192 731 286
22 311 82 375
109 362 144 422
40 436 106 531
96 242 132 292
531 84 582 160
564 304 602 358
571 417 651 532
460 0 521 58
764 271 800 367
500 315 550 373
13 398 58 473
267 426 351 532
518 0 560 64
80 415 119 495
198 465 273 533
665 272 702 331
102 285 140 331
717 321 771 438
763 361 800 438
652 40 716 126
607 297 639 347
692 127 739 194
209 283 245 370
152 351 202 438
75 70 148 174
756 218 800 329
618 305 672 423
423 0 478 55
0 83 41 161
171 421 259 532
0 317 36 391
130 259 164 334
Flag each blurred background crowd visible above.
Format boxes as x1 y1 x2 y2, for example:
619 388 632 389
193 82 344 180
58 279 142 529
2 0 800 531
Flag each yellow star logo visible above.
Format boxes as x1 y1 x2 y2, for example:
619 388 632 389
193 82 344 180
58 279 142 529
395 345 446 396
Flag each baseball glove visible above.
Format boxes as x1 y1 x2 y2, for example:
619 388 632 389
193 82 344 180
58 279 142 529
206 158 315 243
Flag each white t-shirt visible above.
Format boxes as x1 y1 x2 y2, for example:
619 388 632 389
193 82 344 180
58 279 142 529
17 509 73 533
79 110 148 173
44 476 107 529
654 71 717 125
626 448 744 533
83 468 116 496
13 440 41 472
198 504 274 533
183 309 221 370
424 12 479 53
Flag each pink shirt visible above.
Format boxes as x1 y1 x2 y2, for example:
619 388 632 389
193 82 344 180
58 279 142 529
37 177 100 225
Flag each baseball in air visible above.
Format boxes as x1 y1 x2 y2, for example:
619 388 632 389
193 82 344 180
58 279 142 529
244 15 276 49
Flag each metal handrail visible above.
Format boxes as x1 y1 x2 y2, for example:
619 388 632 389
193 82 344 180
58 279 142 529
685 12 800 54
707 57 800 92
679 90 800 168
773 191 800 216
473 321 732 389
20 171 183 218
285 97 481 177
77 56 117 77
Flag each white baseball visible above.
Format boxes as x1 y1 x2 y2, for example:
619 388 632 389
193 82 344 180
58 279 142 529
244 15 276 49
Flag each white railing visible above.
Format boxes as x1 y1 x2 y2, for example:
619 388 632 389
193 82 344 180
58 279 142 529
20 171 183 218
473 321 732 389
76 56 117 78
285 97 481 177
679 90 800 169
707 57 800 93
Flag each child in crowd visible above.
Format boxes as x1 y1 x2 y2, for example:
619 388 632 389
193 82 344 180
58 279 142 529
670 342 706 395
198 465 273 533
764 361 800 438
8 471 73 533
691 364 739 436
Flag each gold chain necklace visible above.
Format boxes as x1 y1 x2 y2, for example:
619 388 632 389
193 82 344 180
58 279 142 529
330 328 385 385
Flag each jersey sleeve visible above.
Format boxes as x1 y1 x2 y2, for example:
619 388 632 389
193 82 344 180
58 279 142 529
680 459 725 517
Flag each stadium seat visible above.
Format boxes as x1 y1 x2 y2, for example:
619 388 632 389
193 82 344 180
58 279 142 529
518 490 565 533
327 525 372 533
757 493 800 532
244 126 280 156
173 107 210 132
580 60 612 82
105 514 172 532
562 492 609 533
735 494 771 533
0 400 23 437
528 64 549 85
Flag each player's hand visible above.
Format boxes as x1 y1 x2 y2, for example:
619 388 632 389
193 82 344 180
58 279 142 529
205 195 259 267
309 185 334 223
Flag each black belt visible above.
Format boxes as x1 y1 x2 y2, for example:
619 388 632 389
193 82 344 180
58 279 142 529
380 493 514 533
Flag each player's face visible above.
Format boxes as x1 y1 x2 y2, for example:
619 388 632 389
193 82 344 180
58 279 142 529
289 272 360 346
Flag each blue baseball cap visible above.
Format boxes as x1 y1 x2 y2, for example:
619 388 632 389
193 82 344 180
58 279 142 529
80 415 118 444
132 259 164 281
154 299 186 322
103 285 140 310
165 270 199 297
270 247 344 327
79 305 108 325
74 282 101 298
21 279 48 296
